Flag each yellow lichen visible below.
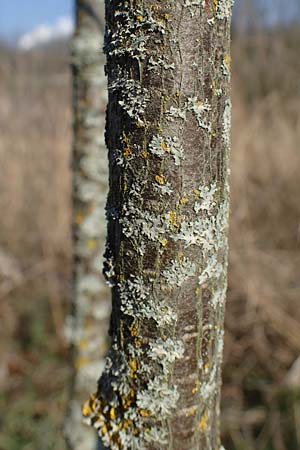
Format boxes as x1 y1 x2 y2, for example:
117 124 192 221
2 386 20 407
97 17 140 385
123 146 132 158
122 389 135 409
139 409 150 417
120 419 132 430
78 338 89 350
192 380 200 394
186 406 197 416
179 196 189 205
136 14 143 21
129 359 137 377
140 149 148 158
155 174 166 185
198 412 208 431
212 79 217 96
75 211 84 224
82 394 96 416
160 141 169 152
75 356 90 369
82 401 92 417
178 251 184 262
224 53 231 70
160 238 168 247
110 407 116 421
166 210 179 229
193 188 200 198
86 239 97 249
129 322 138 337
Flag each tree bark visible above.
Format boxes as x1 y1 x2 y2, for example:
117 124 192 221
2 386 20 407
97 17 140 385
83 1 233 449
65 1 110 449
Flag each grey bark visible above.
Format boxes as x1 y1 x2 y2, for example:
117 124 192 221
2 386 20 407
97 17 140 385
65 1 110 449
83 1 233 449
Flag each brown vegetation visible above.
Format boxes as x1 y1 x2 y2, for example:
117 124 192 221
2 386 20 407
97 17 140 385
0 26 299 450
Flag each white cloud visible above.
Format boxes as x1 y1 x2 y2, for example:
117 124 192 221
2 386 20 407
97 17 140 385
18 16 74 51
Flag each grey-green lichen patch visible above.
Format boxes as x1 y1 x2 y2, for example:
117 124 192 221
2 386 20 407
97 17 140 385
215 0 235 20
148 56 175 72
187 97 212 131
83 315 184 449
149 135 184 166
162 257 196 287
223 99 232 148
183 0 204 8
153 179 173 196
106 5 165 60
165 105 187 121
109 78 150 125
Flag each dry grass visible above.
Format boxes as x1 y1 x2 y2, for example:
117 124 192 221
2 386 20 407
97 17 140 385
0 26 299 450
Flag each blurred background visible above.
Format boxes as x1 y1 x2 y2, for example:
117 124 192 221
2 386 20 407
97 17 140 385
0 1 299 449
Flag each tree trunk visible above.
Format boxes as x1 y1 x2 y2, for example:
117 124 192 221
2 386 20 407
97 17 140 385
83 1 233 449
65 1 110 449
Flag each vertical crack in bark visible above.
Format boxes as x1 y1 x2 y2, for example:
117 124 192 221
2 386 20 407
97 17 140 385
83 1 233 449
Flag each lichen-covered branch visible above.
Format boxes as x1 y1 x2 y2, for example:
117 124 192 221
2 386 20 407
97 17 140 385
64 1 110 449
83 1 233 449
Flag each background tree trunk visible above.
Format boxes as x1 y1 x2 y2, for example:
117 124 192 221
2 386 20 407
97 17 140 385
83 1 233 449
65 1 110 449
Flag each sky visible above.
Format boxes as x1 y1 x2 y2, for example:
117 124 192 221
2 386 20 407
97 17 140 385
0 0 73 39
0 0 299 43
